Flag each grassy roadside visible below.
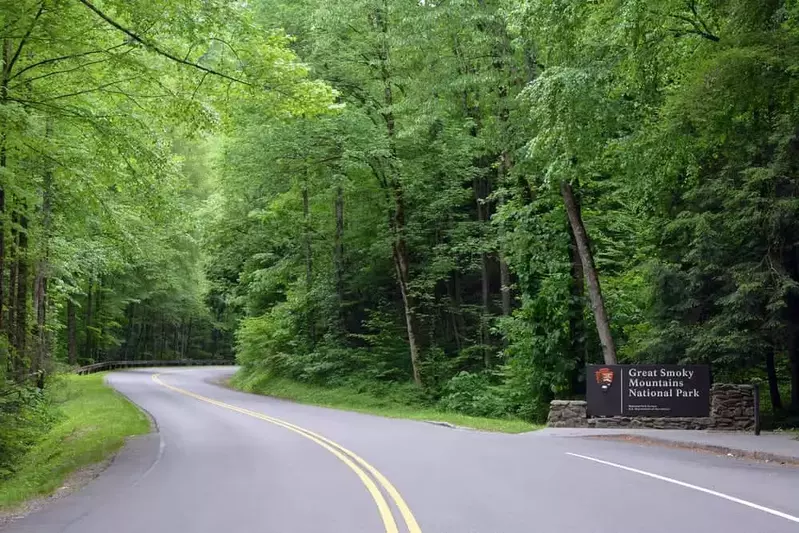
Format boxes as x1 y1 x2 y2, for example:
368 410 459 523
230 372 539 434
0 373 150 511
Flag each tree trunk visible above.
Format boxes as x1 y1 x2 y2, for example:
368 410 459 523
475 178 489 365
84 277 93 361
0 40 8 335
162 318 168 357
459 27 492 364
153 314 159 358
184 318 193 358
161 319 167 357
33 263 46 374
388 172 423 384
14 211 28 360
452 270 466 349
393 239 422 386
34 125 53 377
174 322 180 356
94 278 103 360
139 321 148 358
122 304 134 359
8 211 18 347
473 176 492 367
375 3 423 385
481 252 490 367
389 176 423 384
67 298 77 365
0 185 4 336
302 184 312 291
789 328 799 409
499 258 511 316
560 181 617 365
332 183 346 336
765 349 782 411
171 322 179 357
211 323 218 357
448 275 462 351
498 151 513 317
160 316 166 358
334 184 345 305
302 179 315 345
133 320 143 358
178 320 185 359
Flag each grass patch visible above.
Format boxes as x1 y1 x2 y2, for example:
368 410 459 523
230 371 539 434
0 373 150 510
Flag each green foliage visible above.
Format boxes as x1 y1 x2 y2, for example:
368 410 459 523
0 0 332 376
495 178 584 379
7 0 793 435
0 374 149 509
203 0 799 426
0 383 55 480
231 370 537 433
438 371 508 419
236 302 306 380
0 0 342 487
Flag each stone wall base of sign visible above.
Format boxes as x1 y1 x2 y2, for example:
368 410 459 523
710 384 755 430
547 400 589 428
547 384 755 430
587 415 712 430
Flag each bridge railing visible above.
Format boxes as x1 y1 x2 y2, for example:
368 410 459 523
74 360 235 375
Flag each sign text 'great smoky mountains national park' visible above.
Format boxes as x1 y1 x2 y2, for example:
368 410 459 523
586 365 710 417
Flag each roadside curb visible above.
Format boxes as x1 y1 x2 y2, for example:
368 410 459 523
104 373 160 434
422 420 460 430
102 375 165 485
587 434 799 466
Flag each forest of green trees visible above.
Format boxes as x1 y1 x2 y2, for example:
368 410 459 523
2 0 799 473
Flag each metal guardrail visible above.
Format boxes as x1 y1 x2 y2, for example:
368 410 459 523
74 359 235 375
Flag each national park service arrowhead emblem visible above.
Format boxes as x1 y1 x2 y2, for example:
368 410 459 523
595 367 614 390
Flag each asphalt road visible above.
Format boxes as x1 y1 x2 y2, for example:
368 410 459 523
5 367 799 533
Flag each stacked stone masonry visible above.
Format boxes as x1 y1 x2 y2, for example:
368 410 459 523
710 384 755 430
547 384 755 430
547 400 588 428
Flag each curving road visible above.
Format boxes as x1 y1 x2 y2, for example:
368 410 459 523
5 367 799 533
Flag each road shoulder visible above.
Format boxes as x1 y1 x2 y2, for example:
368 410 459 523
538 427 799 465
225 372 540 434
0 373 155 527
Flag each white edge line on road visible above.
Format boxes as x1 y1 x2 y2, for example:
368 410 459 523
566 452 799 524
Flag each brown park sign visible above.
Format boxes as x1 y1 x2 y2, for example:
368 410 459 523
586 364 710 417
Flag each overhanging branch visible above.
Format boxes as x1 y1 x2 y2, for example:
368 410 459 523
6 1 45 77
9 43 130 81
77 0 252 86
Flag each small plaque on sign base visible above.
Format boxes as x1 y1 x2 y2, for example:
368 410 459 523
586 364 710 418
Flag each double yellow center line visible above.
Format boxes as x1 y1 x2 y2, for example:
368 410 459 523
152 374 422 533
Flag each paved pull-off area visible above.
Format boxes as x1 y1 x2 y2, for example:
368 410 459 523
5 367 799 533
538 427 799 464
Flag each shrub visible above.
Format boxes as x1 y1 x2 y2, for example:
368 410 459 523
438 371 508 418
0 383 57 480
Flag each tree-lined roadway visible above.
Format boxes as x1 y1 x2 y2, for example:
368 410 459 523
5 367 799 533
